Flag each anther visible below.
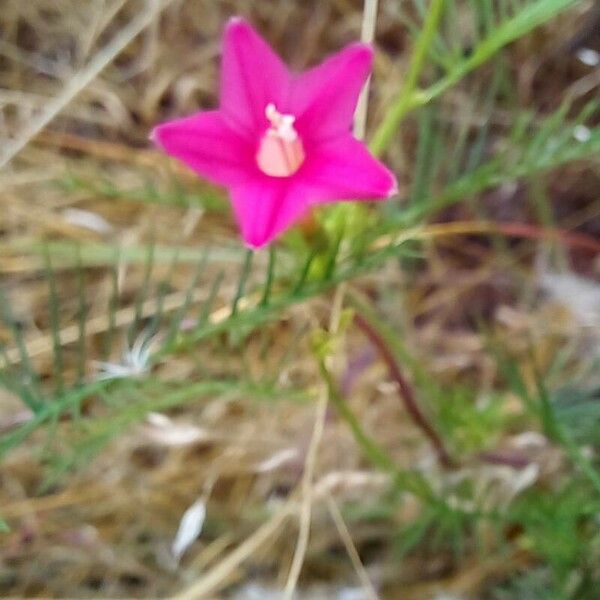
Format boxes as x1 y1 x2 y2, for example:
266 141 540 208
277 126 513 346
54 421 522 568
256 103 305 177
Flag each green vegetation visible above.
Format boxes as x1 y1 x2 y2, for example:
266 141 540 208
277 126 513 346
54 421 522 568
1 0 599 597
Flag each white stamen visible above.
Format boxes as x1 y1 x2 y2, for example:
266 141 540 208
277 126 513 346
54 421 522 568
257 103 305 177
265 103 298 142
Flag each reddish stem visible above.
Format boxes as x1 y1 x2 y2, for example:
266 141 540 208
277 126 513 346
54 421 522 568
478 450 531 470
494 222 600 254
353 313 455 469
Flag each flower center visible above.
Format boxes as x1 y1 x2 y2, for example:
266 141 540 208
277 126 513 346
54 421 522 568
256 103 305 177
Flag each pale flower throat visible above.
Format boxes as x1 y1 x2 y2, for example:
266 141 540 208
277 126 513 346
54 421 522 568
256 103 305 177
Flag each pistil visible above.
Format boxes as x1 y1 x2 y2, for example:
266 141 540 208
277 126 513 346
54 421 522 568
256 103 305 177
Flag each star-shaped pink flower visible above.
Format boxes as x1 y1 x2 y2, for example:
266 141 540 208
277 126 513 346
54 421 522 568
152 17 397 248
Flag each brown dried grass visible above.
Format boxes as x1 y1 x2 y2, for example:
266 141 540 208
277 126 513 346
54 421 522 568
0 1 598 598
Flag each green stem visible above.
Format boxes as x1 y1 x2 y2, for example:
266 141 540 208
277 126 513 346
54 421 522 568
319 358 396 474
558 426 600 496
534 356 600 495
231 249 253 315
317 355 435 502
370 0 445 156
370 0 579 157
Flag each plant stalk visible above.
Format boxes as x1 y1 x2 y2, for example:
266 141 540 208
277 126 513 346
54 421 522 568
350 295 454 468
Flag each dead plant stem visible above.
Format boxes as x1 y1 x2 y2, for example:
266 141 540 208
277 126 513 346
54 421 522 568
351 300 454 469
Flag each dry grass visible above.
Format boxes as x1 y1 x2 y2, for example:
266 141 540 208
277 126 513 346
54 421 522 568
1 0 599 598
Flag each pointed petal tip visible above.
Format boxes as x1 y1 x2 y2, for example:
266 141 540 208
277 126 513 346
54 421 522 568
150 126 169 154
387 177 399 198
350 41 375 55
243 238 266 250
224 15 251 35
241 227 273 249
149 126 161 146
223 17 255 49
345 42 375 65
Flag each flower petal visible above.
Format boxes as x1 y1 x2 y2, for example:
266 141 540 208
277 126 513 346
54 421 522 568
151 111 254 187
291 43 373 144
300 135 398 202
220 18 291 135
230 179 309 248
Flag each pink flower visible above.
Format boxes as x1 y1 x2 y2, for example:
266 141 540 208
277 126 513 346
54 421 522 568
152 17 397 249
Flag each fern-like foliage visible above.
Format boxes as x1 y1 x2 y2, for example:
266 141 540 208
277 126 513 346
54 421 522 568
1 0 596 480
395 100 600 226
